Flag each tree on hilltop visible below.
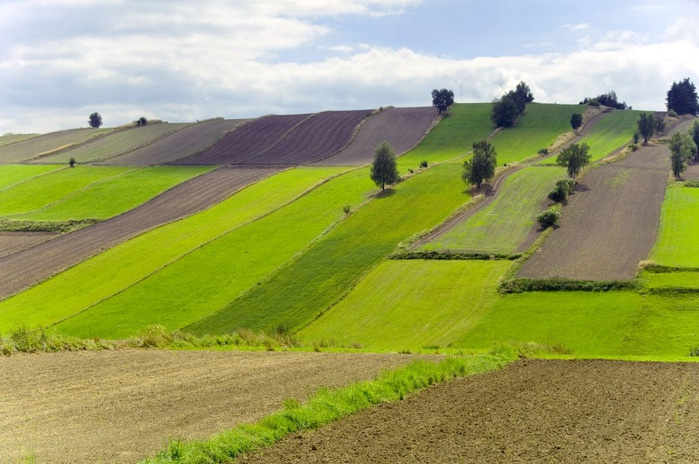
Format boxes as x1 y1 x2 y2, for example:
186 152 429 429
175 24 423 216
463 139 497 189
370 141 399 190
88 112 102 128
556 142 591 179
491 81 534 128
667 78 698 116
431 88 455 114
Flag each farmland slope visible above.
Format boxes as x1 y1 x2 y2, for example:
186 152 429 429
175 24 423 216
0 127 111 163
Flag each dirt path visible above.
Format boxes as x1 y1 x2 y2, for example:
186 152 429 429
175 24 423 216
242 359 699 464
0 168 276 300
0 350 429 464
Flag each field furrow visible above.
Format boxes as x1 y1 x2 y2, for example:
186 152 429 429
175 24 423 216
0 128 111 163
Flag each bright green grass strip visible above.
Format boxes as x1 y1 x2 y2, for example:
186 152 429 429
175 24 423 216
642 271 699 289
56 169 374 338
491 103 584 164
0 165 133 215
0 167 350 333
139 354 514 464
577 110 640 161
189 163 471 335
396 103 493 173
39 123 191 163
422 166 567 253
0 164 64 190
13 166 213 221
651 183 699 267
300 260 511 350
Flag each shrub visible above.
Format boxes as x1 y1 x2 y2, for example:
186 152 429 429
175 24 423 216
537 207 560 228
342 205 351 214
557 178 576 194
547 179 575 203
668 109 679 118
690 346 699 357
420 160 428 168
537 148 549 155
69 157 76 168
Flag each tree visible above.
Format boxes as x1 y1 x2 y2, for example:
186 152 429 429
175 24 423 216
570 113 583 132
579 91 628 110
136 116 148 127
667 78 698 116
509 81 534 114
370 141 399 190
669 132 697 178
491 96 518 128
463 139 497 188
431 88 455 114
556 142 591 178
88 112 102 128
637 112 655 144
689 120 699 161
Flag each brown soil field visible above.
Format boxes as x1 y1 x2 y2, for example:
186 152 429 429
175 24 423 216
0 128 110 163
242 359 699 464
0 350 428 464
314 107 438 166
173 114 311 165
517 141 671 280
238 110 372 166
0 231 55 258
0 168 276 299
101 118 247 166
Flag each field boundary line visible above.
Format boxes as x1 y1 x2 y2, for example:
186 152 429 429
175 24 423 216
0 165 68 194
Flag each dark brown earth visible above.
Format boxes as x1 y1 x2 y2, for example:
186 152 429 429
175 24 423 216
0 231 55 258
0 168 276 299
242 359 699 464
314 107 438 166
0 350 428 464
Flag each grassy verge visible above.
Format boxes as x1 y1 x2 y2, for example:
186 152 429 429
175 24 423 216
138 353 514 464
0 218 99 233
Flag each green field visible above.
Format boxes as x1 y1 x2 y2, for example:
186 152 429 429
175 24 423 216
299 260 511 350
642 271 699 289
578 109 640 161
0 167 354 334
11 166 213 221
421 166 566 253
491 103 584 164
650 183 699 267
0 164 64 190
397 103 493 172
56 168 375 338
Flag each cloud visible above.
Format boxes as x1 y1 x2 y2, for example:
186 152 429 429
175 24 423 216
562 22 591 31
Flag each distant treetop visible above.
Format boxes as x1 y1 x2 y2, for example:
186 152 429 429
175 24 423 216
88 112 103 128
431 89 455 114
579 91 628 110
667 78 698 116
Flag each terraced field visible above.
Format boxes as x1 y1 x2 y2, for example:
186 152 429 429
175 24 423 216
0 127 111 163
576 109 640 160
0 164 63 189
0 132 38 147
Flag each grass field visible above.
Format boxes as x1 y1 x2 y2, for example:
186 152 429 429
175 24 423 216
650 183 699 267
0 167 353 333
0 164 63 190
577 109 640 161
421 166 567 253
396 103 493 172
56 168 375 338
491 103 584 165
11 166 213 221
188 162 472 335
299 260 511 350
642 271 699 289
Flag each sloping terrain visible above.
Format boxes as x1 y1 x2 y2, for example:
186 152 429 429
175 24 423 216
314 106 437 166
101 118 247 165
173 114 311 165
0 127 111 163
0 168 275 299
0 232 55 257
243 360 699 464
0 133 39 147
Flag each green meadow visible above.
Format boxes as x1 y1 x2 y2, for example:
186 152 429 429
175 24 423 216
422 166 566 253
650 183 699 267
0 164 63 190
578 109 640 160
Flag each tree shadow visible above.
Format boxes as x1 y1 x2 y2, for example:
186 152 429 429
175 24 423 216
574 183 590 192
373 188 396 199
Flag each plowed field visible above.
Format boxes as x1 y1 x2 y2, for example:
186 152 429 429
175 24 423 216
0 232 55 258
102 118 247 165
314 107 437 166
0 128 109 163
0 350 427 464
173 114 311 165
242 359 699 464
0 168 275 299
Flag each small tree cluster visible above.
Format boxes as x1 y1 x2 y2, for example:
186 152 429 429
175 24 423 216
370 141 399 190
666 78 698 116
669 131 697 178
556 143 591 179
579 91 628 110
463 140 497 189
491 81 534 128
547 178 576 203
637 112 656 144
537 207 561 229
431 88 455 114
570 113 583 132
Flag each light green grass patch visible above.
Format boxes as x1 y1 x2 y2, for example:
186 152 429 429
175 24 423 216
397 103 493 172
0 167 352 333
300 260 511 350
422 166 566 253
56 169 375 338
651 183 699 267
13 166 213 221
642 271 699 289
0 164 64 190
491 103 584 164
578 110 640 161
0 165 133 215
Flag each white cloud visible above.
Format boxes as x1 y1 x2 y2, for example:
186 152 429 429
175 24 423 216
562 22 590 31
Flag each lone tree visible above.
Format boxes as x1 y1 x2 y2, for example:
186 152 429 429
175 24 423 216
491 81 534 128
136 116 148 127
463 139 497 189
667 78 698 116
570 113 583 132
370 141 399 190
637 112 656 144
431 88 455 114
669 132 697 178
88 112 102 128
556 142 591 179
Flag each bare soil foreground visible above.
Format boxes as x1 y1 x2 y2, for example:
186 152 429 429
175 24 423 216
0 350 427 464
0 168 276 299
242 359 699 464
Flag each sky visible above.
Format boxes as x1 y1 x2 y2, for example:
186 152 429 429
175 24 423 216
1 0 698 133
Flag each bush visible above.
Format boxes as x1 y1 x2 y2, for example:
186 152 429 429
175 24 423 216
668 109 679 118
537 148 549 155
547 179 575 203
420 160 428 168
537 207 560 228
342 205 351 214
